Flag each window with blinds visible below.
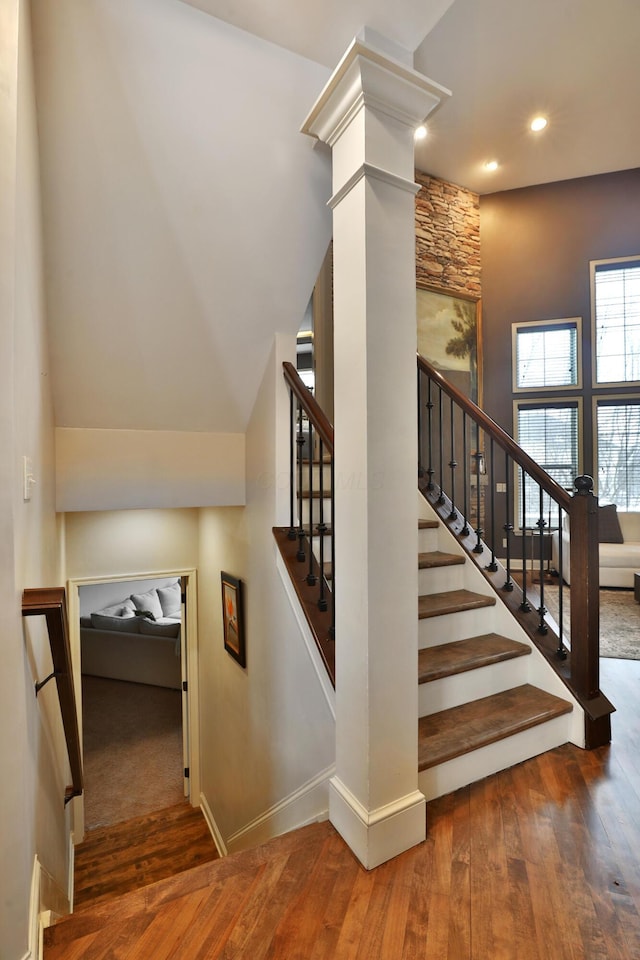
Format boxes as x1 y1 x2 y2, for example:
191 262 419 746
596 400 640 510
514 400 581 528
592 258 640 384
513 319 581 391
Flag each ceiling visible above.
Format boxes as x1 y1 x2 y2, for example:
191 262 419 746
180 0 640 196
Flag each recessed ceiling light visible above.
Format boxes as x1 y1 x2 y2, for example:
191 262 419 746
484 160 499 172
530 115 548 132
414 125 427 141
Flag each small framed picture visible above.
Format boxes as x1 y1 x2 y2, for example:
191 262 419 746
221 572 245 667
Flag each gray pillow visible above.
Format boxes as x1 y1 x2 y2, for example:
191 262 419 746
598 504 624 543
157 581 181 618
130 588 163 620
138 617 180 639
91 613 141 633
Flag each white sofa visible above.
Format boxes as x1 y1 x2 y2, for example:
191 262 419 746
551 509 640 588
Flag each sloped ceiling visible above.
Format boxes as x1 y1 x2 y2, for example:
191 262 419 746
31 0 640 433
31 0 334 432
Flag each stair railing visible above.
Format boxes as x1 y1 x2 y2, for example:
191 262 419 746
273 361 335 685
418 354 612 748
22 587 83 803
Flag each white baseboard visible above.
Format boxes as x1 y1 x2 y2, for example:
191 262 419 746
221 764 334 855
329 777 426 870
199 793 228 857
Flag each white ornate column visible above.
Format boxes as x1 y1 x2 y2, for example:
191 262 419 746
302 35 450 869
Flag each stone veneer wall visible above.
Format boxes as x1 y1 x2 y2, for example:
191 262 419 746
415 171 481 299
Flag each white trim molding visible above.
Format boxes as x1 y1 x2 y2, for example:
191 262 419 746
199 794 228 858
329 777 426 870
224 764 335 855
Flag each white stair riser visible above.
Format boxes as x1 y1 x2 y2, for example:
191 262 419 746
419 563 465 594
300 498 332 526
418 528 439 552
418 712 573 801
418 656 530 717
301 463 332 489
419 606 497 649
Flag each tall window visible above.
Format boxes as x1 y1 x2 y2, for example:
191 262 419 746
513 318 581 391
514 400 581 528
592 257 640 385
596 400 640 510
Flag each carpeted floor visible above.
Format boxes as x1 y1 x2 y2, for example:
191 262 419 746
525 581 640 660
82 675 184 830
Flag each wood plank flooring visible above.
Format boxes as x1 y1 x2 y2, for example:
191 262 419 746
46 657 640 959
73 802 219 909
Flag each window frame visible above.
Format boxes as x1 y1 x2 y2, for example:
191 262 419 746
511 317 582 393
513 397 583 533
590 255 640 388
593 394 640 510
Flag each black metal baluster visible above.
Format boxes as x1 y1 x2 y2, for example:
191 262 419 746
448 398 458 521
330 456 335 640
306 421 317 586
461 414 470 536
536 485 548 633
296 403 306 562
473 422 483 554
426 379 434 491
288 389 297 540
556 503 567 658
503 451 514 590
520 468 531 611
437 386 445 504
486 438 498 571
317 440 328 611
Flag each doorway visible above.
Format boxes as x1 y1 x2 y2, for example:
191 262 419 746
66 569 200 840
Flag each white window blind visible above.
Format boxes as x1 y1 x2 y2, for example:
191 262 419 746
514 322 579 389
594 261 640 384
516 402 579 528
596 401 640 510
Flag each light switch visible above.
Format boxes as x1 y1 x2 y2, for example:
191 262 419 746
23 456 35 501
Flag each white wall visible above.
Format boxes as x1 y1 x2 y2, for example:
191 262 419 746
56 429 245 513
31 0 332 435
1 2 69 956
197 338 335 851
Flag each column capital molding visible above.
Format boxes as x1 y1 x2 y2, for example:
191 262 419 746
301 37 450 147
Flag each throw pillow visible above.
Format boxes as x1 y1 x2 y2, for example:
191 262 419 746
130 587 163 620
598 504 624 543
157 581 181 618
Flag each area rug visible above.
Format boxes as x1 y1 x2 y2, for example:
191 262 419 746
82 675 184 830
526 583 640 660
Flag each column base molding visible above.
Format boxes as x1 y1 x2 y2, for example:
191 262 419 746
329 776 426 870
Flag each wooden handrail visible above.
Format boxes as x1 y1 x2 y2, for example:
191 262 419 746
417 354 573 513
23 587 83 803
283 361 334 452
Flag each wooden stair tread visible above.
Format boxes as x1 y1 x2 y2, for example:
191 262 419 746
418 633 530 683
419 589 495 619
72 803 219 911
419 518 439 529
45 821 332 953
419 550 465 569
418 684 573 770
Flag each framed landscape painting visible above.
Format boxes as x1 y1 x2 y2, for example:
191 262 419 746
221 572 245 667
417 284 482 405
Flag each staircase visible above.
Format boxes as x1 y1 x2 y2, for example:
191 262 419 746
416 496 577 801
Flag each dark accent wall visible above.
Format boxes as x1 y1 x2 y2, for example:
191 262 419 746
480 166 640 477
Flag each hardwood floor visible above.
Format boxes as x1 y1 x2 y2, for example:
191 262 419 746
46 657 640 959
73 802 220 909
